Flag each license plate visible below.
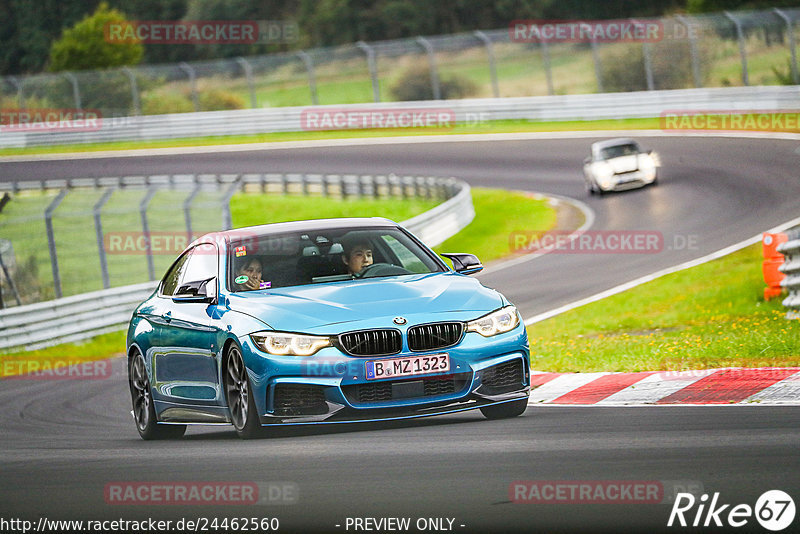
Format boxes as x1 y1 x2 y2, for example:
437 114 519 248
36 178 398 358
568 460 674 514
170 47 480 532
365 353 450 380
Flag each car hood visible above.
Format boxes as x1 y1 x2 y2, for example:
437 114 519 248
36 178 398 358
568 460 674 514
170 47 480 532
226 272 504 333
606 154 640 174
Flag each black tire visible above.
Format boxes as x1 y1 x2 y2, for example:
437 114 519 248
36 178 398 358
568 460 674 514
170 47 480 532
129 351 186 440
480 398 529 420
585 181 596 196
224 344 263 439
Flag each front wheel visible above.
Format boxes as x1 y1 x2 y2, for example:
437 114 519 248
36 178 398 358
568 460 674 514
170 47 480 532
129 351 186 440
480 398 528 420
224 344 263 439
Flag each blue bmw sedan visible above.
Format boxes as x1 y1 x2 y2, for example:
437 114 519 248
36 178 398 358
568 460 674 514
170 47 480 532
127 218 531 439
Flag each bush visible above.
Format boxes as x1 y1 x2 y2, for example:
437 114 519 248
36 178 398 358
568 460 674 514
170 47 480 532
390 64 478 101
141 91 195 115
599 43 701 92
199 89 246 111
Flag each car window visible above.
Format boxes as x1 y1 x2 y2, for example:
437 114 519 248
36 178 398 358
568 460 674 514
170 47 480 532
180 243 218 286
601 143 640 159
160 251 192 296
380 234 429 273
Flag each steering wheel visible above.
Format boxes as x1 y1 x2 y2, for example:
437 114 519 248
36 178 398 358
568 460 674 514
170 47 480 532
354 263 411 279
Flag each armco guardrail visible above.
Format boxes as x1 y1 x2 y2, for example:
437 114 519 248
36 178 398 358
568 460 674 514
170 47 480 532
3 86 800 149
779 227 800 319
0 176 473 351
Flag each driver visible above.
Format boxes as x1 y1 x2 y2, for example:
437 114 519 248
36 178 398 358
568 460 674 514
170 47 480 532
342 239 373 276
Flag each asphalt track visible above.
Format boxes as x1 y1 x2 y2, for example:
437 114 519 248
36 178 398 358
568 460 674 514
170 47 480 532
1 133 799 533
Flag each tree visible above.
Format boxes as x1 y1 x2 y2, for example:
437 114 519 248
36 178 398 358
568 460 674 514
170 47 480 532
48 2 143 72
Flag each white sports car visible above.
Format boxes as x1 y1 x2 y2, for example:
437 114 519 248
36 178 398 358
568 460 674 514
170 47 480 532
583 138 660 195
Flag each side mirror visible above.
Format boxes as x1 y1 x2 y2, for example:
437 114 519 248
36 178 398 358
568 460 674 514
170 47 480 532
441 253 483 275
173 277 217 304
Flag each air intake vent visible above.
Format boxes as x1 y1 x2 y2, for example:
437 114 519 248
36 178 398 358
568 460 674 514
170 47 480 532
272 384 328 416
407 322 464 351
338 329 401 356
481 360 524 394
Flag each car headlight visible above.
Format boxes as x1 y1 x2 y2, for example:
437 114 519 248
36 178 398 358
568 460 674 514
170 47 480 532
638 154 656 174
250 331 331 356
466 306 520 337
593 162 614 181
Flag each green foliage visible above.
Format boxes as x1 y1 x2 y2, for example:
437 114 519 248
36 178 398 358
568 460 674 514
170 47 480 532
48 2 143 72
390 63 478 101
141 90 195 114
771 57 797 85
600 43 700 92
199 89 246 111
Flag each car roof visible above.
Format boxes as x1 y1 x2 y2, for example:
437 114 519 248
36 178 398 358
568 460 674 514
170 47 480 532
592 138 640 150
189 217 398 249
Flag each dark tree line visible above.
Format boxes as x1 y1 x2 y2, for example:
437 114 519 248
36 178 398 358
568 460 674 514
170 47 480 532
2 0 798 75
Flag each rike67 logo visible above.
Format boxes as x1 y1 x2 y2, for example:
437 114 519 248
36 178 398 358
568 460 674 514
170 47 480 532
668 490 795 531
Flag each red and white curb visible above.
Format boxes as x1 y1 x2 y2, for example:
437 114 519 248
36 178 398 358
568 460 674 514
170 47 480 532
527 368 800 405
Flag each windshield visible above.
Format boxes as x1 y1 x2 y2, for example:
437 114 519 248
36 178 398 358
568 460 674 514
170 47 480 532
227 226 445 291
600 143 641 160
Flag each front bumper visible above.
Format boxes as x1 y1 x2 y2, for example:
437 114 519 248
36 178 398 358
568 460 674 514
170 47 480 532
240 325 530 426
599 170 656 191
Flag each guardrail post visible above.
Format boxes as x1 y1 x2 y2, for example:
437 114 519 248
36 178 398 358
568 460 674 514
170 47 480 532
179 62 200 111
235 57 257 109
184 180 201 244
93 187 115 289
356 41 380 103
416 37 441 100
322 175 330 197
63 72 82 109
474 31 499 98
296 51 319 106
121 67 141 116
221 177 241 230
45 189 68 299
774 9 799 85
139 187 158 281
590 37 604 93
724 11 749 86
540 40 554 96
676 15 703 88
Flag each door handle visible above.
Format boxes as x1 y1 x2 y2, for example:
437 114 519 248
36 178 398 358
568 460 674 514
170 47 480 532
164 311 172 323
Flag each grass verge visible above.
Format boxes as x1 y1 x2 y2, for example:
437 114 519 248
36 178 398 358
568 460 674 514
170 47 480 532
527 244 800 372
0 118 660 157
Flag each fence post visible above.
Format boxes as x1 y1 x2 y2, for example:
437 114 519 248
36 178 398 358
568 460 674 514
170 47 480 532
93 187 115 289
184 180 201 245
676 15 703 88
121 67 141 115
356 41 380 103
63 72 82 109
140 187 158 281
296 51 319 106
6 76 24 109
774 9 799 85
416 37 441 100
474 31 499 98
540 40 554 96
724 11 749 86
45 189 68 299
235 57 257 109
221 177 241 231
590 37 604 93
179 62 200 111
643 42 655 90
0 252 21 307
